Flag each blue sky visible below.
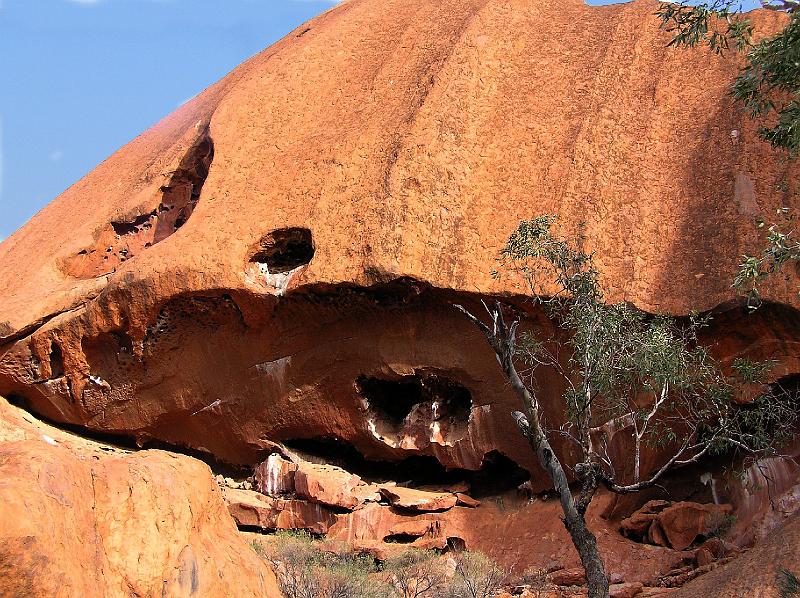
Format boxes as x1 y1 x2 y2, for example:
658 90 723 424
0 0 762 240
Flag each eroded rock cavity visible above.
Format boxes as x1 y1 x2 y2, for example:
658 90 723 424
62 132 214 279
246 227 315 294
357 369 473 448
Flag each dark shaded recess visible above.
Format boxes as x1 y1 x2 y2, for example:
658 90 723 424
112 212 156 236
382 533 419 544
48 343 64 379
355 371 473 426
771 373 800 399
425 374 473 423
469 450 531 498
286 437 464 486
153 133 214 242
446 537 467 553
82 331 135 377
284 438 530 496
250 228 315 274
143 294 246 351
356 375 424 423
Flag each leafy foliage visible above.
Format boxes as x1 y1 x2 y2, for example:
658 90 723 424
657 0 800 155
780 568 800 597
253 533 507 598
496 216 798 490
733 222 800 307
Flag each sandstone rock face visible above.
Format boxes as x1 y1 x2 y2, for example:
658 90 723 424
1 0 800 591
379 486 460 511
0 396 280 598
0 0 796 492
621 500 733 551
672 513 800 598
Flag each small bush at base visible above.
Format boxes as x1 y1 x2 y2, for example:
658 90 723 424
251 531 508 598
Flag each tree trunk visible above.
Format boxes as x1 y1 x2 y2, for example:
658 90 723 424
455 304 610 597
563 506 609 598
521 415 610 598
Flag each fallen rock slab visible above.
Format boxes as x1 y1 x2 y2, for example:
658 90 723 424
379 487 458 512
658 502 733 551
294 461 364 509
223 487 338 534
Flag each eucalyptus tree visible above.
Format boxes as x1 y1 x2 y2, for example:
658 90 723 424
457 216 798 598
657 1 800 302
658 0 799 154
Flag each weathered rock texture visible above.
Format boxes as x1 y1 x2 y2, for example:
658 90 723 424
0 396 280 597
0 0 799 591
672 512 800 598
0 0 797 483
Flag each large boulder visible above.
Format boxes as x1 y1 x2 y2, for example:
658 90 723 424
0 0 796 489
0 396 280 598
657 502 733 552
672 513 800 598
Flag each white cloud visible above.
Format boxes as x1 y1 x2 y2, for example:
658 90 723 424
49 150 64 162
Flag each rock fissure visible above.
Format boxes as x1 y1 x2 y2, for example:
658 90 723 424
62 130 214 280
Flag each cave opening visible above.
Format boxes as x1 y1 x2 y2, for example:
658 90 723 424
285 437 464 486
250 227 315 274
356 370 473 429
469 450 531 498
382 533 419 544
48 342 64 379
356 375 425 424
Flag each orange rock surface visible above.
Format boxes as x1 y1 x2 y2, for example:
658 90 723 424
0 396 280 598
673 513 800 598
0 0 797 473
0 0 799 592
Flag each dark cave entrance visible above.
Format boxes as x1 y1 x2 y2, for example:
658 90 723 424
355 370 473 431
250 227 315 274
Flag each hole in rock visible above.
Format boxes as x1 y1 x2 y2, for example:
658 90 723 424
356 370 473 446
356 375 425 424
383 533 419 544
63 131 214 279
446 537 467 553
48 342 64 379
249 227 315 274
356 370 473 429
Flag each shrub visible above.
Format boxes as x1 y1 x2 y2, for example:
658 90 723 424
262 531 390 598
382 550 448 598
447 551 508 598
780 568 800 598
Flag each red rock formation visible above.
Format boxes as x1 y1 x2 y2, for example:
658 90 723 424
379 486 460 511
0 0 799 592
672 512 800 597
0 396 280 598
0 0 796 484
621 500 733 551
